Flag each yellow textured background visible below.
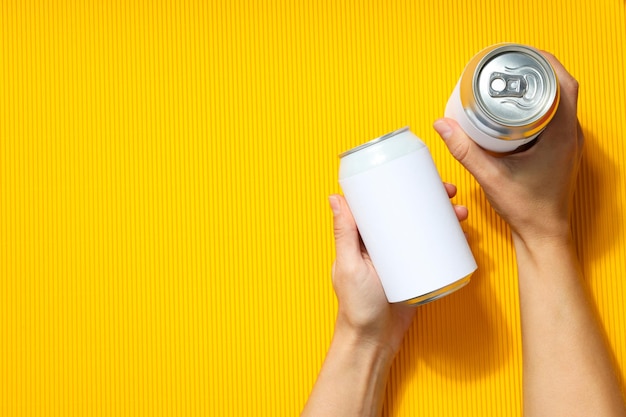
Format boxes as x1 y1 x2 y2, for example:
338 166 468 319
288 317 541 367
1 0 625 416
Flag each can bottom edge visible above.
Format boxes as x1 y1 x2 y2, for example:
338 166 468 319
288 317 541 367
397 274 473 307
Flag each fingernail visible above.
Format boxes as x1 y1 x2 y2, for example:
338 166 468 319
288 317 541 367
434 119 453 140
328 195 341 216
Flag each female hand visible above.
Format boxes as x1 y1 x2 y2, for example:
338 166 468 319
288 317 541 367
433 52 626 417
328 183 468 356
434 52 583 245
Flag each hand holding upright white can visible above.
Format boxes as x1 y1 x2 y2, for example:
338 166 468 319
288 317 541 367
338 127 477 305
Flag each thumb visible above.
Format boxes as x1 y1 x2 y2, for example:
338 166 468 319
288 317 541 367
328 194 363 265
433 118 495 181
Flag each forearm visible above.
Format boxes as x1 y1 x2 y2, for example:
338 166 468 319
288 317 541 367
301 325 394 417
513 233 626 417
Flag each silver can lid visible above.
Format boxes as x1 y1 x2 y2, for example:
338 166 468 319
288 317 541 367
461 44 560 140
475 46 557 126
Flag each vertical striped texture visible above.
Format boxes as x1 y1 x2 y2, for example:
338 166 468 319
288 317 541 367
0 0 624 416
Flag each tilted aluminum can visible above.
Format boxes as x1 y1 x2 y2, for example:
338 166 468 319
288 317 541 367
445 43 560 153
338 127 477 305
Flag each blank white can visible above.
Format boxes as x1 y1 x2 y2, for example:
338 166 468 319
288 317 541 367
338 127 477 305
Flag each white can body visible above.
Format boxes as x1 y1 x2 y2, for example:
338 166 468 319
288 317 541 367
338 127 477 304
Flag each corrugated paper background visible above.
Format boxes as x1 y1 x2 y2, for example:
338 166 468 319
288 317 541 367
1 0 625 416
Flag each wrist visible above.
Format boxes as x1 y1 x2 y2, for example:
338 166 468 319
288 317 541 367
511 228 574 256
301 315 395 417
509 212 574 252
511 229 582 289
332 320 398 366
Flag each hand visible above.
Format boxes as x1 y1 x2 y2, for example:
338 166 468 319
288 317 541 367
434 52 583 245
328 183 468 356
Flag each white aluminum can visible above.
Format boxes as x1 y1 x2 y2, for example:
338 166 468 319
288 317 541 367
338 127 477 305
445 43 560 153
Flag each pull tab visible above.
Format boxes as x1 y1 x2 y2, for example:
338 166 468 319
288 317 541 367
488 72 527 98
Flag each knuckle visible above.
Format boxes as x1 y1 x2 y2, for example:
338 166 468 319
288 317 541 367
561 75 579 98
334 258 359 278
448 138 471 164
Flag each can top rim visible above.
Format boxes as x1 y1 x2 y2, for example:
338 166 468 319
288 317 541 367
471 44 558 128
339 126 411 158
